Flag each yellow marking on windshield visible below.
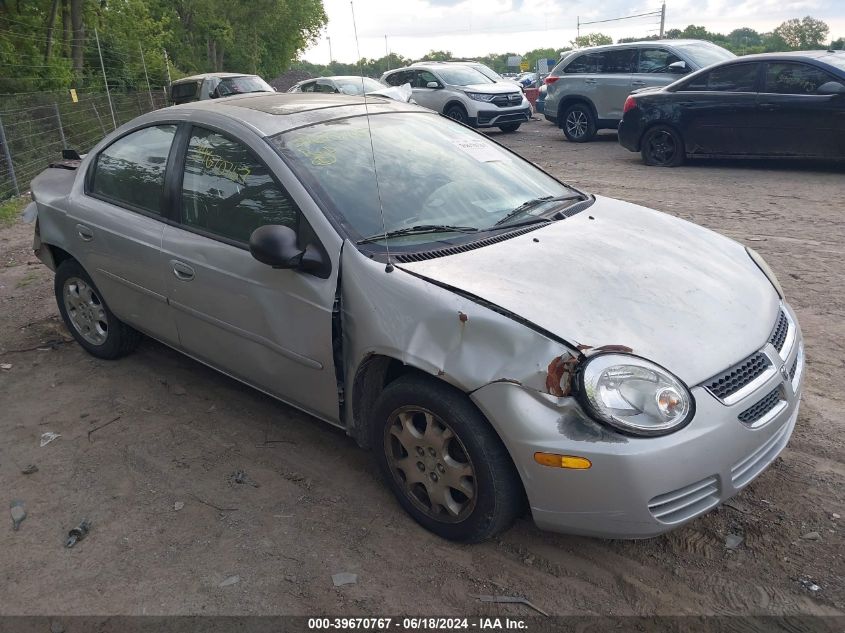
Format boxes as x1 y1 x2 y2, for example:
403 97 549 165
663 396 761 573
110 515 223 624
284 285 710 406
289 128 370 167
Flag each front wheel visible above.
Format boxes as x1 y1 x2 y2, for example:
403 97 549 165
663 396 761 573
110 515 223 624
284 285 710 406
498 123 521 133
55 259 141 359
562 103 596 142
372 375 523 542
444 104 470 125
641 124 685 167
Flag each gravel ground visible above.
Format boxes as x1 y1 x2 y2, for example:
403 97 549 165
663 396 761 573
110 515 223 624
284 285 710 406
0 120 843 617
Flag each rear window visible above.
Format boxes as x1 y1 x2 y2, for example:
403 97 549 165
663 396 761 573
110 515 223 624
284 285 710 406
215 75 273 96
170 82 198 101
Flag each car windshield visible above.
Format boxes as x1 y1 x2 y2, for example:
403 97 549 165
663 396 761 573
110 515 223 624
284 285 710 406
470 64 504 81
334 77 384 94
437 66 493 86
674 42 735 68
217 75 273 96
270 113 575 246
823 54 845 72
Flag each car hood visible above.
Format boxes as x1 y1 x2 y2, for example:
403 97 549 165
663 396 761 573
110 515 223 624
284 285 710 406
398 196 780 386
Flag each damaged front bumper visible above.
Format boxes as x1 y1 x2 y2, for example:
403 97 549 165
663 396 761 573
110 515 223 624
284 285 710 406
471 335 804 539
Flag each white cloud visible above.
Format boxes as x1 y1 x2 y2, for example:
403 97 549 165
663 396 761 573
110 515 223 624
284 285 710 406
306 0 845 63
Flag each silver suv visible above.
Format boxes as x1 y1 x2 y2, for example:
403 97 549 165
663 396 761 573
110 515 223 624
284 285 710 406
544 40 734 141
381 63 531 132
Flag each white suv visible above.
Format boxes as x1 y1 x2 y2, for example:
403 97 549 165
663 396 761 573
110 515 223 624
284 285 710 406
381 63 531 132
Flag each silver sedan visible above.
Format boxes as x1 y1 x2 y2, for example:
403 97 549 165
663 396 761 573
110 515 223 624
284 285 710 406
29 93 803 542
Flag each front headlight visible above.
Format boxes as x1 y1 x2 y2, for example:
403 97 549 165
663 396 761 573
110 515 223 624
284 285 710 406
577 354 694 436
465 92 496 102
746 247 784 298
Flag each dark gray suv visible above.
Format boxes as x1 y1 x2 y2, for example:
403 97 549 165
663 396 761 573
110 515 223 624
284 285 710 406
544 40 734 141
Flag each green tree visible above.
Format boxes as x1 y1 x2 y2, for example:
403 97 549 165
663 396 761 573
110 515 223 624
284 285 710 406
571 33 612 48
773 16 830 50
419 50 453 61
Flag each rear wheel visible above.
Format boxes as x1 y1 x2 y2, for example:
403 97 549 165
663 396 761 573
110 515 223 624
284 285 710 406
372 375 523 542
562 103 596 142
55 259 141 359
444 104 469 125
641 124 685 167
498 123 521 133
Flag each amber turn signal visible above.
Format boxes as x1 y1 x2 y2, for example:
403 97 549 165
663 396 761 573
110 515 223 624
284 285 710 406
534 452 592 469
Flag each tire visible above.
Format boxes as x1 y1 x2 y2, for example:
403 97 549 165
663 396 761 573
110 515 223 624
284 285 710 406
55 258 141 359
640 124 685 167
371 374 523 543
444 104 470 125
561 103 596 142
498 123 521 133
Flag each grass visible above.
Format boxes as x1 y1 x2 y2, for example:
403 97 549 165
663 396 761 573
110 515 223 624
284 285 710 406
0 196 28 227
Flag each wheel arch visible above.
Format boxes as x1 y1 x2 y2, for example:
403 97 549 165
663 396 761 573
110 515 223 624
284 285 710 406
442 100 468 116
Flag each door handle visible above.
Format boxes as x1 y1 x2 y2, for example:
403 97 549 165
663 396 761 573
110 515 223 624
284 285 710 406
76 224 94 241
632 81 646 86
170 260 195 281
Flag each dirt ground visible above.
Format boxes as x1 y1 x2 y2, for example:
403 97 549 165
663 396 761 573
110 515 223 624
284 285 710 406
0 120 843 618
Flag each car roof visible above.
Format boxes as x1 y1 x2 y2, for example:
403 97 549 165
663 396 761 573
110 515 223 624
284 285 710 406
148 93 428 136
173 72 254 83
716 50 842 63
568 39 719 54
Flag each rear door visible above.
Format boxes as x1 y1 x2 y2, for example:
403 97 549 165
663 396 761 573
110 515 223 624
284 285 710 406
631 47 686 93
756 61 845 158
675 62 761 155
592 48 636 120
560 52 600 112
161 124 341 423
74 124 180 345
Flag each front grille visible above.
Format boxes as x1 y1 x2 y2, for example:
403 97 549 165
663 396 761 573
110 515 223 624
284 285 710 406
789 355 799 380
706 352 771 400
491 93 521 107
731 419 792 488
738 387 783 425
769 310 789 352
648 476 720 524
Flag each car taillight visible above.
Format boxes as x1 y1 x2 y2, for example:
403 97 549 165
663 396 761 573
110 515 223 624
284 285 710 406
544 76 559 85
623 96 636 113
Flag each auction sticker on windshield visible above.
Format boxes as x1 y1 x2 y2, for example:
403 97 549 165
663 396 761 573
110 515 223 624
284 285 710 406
451 138 510 162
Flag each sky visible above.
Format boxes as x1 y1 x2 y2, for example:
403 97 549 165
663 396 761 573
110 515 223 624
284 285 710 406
303 0 845 63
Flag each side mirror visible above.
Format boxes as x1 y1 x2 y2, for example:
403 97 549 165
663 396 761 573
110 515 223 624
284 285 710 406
817 81 845 95
249 225 328 276
426 81 441 89
668 61 688 74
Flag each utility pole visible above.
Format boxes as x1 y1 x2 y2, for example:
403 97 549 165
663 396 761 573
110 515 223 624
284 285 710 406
385 35 389 70
94 28 117 130
576 16 580 40
327 36 333 65
659 2 666 38
163 49 172 87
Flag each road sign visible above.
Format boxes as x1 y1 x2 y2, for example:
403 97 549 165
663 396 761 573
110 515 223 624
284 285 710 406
520 62 529 71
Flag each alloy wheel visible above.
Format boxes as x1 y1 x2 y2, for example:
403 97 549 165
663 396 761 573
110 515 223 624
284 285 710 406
565 109 588 138
647 130 678 166
63 277 108 345
384 406 476 523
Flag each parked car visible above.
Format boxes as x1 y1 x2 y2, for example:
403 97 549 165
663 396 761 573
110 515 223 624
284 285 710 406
29 92 803 543
535 84 547 115
543 40 735 141
169 73 274 105
412 60 521 90
288 76 385 95
619 51 845 165
381 63 530 132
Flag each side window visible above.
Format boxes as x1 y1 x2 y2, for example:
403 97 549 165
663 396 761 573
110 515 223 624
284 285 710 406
299 82 316 93
687 63 759 92
598 49 636 74
765 62 837 94
637 48 682 73
181 128 300 243
385 71 409 87
417 70 439 87
90 125 176 215
564 54 596 74
315 79 337 93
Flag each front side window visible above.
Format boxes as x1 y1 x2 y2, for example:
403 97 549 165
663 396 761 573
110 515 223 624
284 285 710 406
765 62 836 94
637 48 682 73
271 113 575 246
314 79 337 94
90 125 176 215
181 128 299 243
417 70 439 87
686 63 759 92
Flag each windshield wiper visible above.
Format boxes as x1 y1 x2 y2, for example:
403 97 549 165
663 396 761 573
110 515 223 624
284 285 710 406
357 224 479 245
493 194 584 228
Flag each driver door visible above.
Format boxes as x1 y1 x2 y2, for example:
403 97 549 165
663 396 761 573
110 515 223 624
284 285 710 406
162 124 341 423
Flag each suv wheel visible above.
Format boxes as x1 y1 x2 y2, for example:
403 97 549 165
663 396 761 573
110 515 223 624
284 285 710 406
444 104 469 125
372 374 523 542
641 125 685 167
562 103 596 142
498 123 521 133
55 258 141 359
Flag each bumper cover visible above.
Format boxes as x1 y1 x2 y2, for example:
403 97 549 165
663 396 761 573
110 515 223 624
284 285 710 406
472 107 531 128
471 316 804 539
